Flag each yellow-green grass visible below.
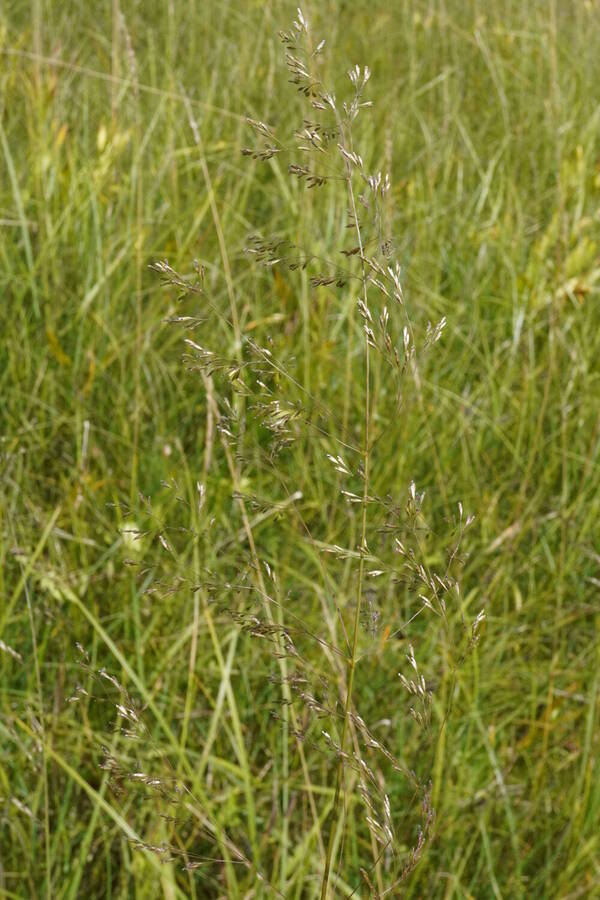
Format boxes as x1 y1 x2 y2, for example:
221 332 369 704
1 1 600 897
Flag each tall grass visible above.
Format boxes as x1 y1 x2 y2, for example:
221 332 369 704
1 0 600 897
146 14 485 894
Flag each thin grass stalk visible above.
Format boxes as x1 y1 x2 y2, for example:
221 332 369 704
111 0 120 121
274 585 290 895
206 390 325 859
24 577 52 900
320 142 373 900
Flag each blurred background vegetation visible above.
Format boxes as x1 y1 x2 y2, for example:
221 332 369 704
1 0 600 897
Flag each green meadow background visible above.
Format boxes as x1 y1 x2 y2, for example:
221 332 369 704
1 0 600 897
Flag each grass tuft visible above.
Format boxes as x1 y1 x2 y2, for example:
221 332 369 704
1 1 600 897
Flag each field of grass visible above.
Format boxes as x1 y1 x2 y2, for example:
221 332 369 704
2 1 600 897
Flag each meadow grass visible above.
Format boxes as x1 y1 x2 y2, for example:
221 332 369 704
1 0 600 897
